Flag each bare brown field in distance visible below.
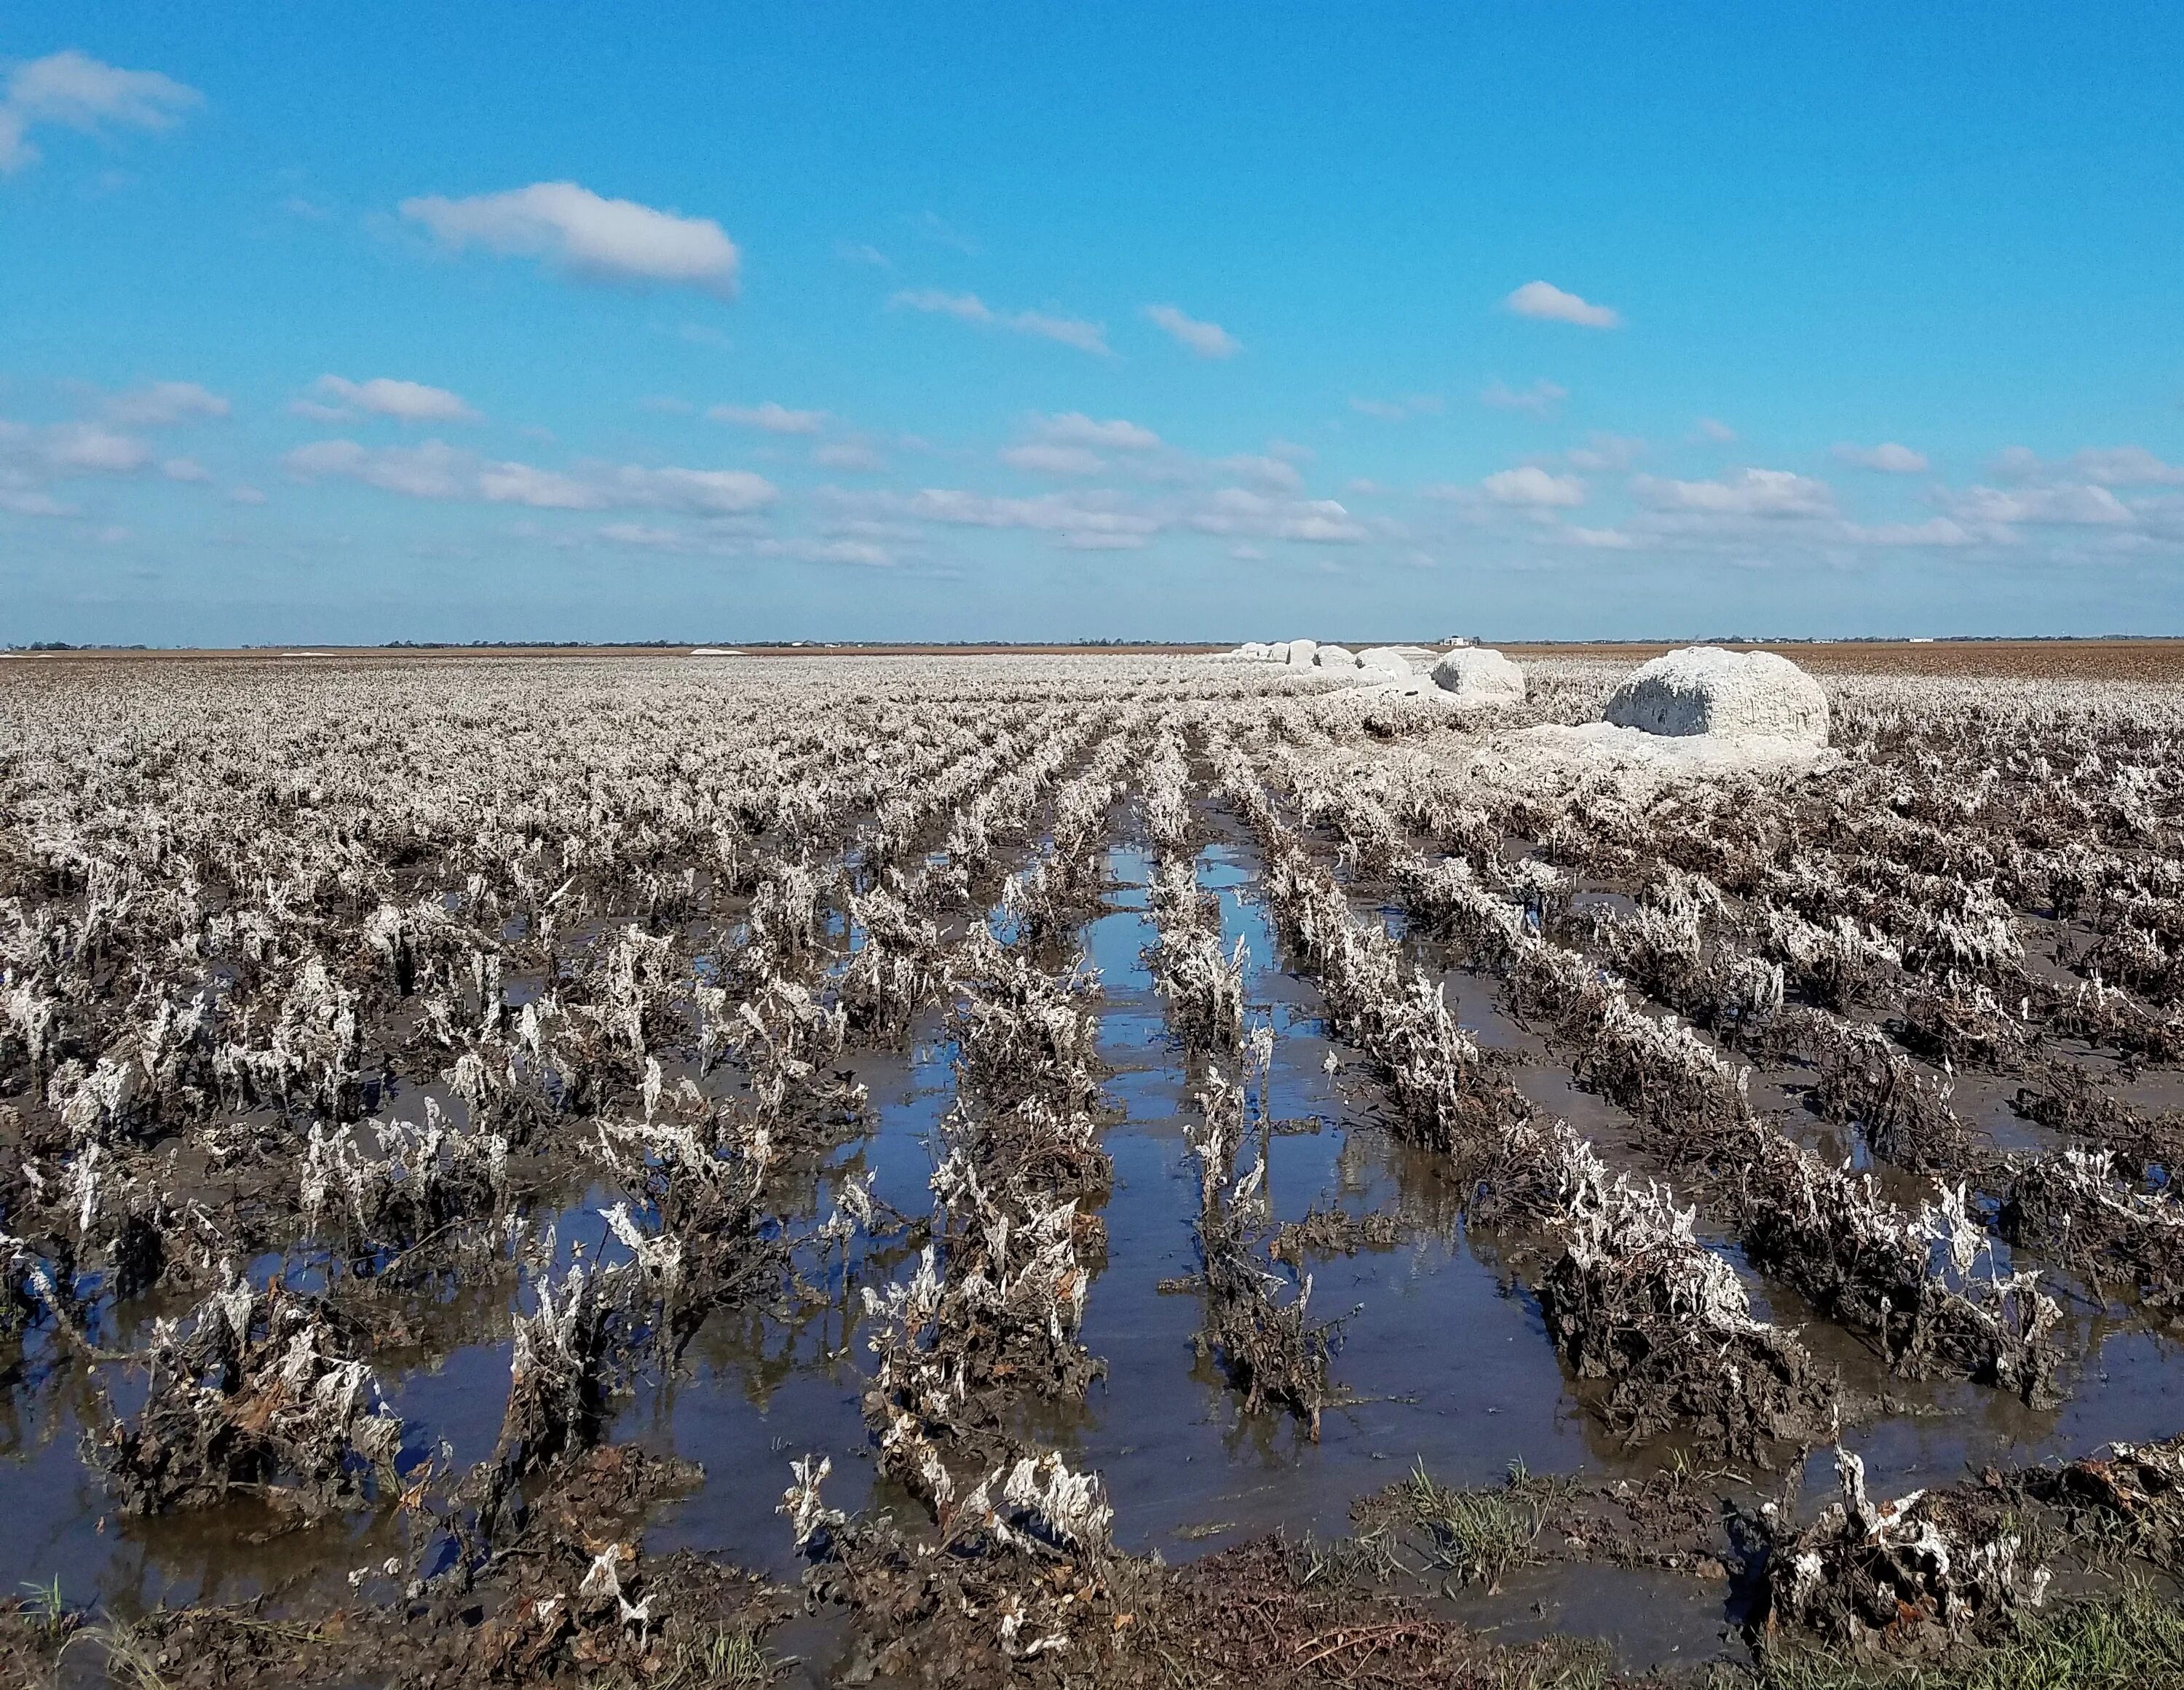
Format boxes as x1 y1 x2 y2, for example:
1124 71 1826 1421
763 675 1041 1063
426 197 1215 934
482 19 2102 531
9 638 2184 680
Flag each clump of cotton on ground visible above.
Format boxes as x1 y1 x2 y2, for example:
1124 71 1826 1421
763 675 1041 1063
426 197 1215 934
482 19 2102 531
1603 646 1830 744
1217 638 1527 710
1504 646 1837 791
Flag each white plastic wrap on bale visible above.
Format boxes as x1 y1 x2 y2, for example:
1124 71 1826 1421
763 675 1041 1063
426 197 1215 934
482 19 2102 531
1314 644 1356 668
1267 640 1291 663
1285 638 1317 669
1430 646 1527 704
1604 646 1829 744
1354 646 1417 680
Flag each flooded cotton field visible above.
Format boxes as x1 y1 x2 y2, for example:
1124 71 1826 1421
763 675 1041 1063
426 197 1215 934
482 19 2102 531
6 646 2184 1688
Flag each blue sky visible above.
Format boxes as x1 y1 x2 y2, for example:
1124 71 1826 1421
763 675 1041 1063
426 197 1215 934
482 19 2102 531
4 4 2182 644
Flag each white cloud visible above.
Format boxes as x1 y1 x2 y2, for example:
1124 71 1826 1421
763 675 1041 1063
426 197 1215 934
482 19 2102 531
1230 544 1267 560
1694 416 1738 443
104 381 229 427
160 456 209 483
708 401 826 434
1631 467 1834 518
1 49 201 175
888 290 1110 355
1998 445 2184 487
39 423 153 475
1503 280 1621 328
909 488 1158 541
1839 517 1976 546
283 437 777 515
1482 465 1586 507
400 181 741 295
283 437 467 499
1144 304 1241 358
1832 441 1929 474
835 241 893 269
1216 453 1304 493
478 461 601 509
311 374 478 424
2072 446 2184 485
0 489 72 517
1189 488 1366 543
1563 525 1635 548
890 288 988 323
228 485 267 505
761 536 894 567
1349 394 1441 421
598 522 686 549
1479 378 1567 416
610 465 777 515
812 441 884 472
1938 483 2132 527
1037 413 1160 451
1566 434 1645 472
1003 443 1104 475
1061 531 1147 550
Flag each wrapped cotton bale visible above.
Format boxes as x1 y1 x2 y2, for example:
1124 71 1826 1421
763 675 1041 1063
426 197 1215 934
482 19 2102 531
1603 646 1829 744
1355 646 1417 680
1286 639 1318 668
1431 646 1527 704
1314 644 1356 668
1233 641 1271 660
1267 640 1291 663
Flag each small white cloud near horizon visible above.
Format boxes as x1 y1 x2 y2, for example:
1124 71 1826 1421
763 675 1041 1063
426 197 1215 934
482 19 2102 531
1189 487 1365 544
708 401 826 434
1037 413 1161 451
1350 394 1442 421
1694 417 1738 443
1939 483 2132 528
104 381 229 427
1833 441 1929 474
1567 434 1645 472
400 181 741 296
889 289 1110 356
1840 517 1975 546
1144 304 1241 358
1503 280 1621 328
1482 465 1586 507
1632 467 1833 517
1217 453 1305 493
1480 378 1568 417
282 437 777 515
1 49 202 175
812 441 885 472
306 375 478 424
1003 443 1104 476
1996 444 2184 487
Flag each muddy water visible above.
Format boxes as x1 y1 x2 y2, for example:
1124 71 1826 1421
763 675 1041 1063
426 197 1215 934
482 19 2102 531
8 826 2184 1678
